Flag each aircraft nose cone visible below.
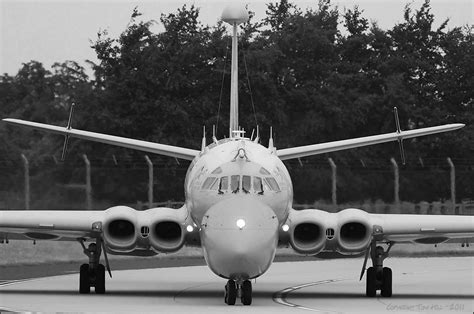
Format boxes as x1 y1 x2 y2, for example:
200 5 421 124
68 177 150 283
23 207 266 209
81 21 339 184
201 196 279 280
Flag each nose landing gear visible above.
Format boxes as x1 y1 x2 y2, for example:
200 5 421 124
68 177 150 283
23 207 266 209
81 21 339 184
224 279 253 305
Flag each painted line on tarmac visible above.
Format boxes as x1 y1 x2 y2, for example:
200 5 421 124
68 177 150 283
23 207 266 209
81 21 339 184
273 279 347 313
0 278 34 287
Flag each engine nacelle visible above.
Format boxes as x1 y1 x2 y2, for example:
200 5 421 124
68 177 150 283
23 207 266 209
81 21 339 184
103 206 138 252
336 208 372 253
146 207 187 252
288 209 329 255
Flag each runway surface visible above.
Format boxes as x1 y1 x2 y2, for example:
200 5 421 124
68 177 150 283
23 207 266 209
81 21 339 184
1 257 473 313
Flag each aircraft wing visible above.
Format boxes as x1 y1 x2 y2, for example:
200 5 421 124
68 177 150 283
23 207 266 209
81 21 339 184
285 208 474 255
2 118 199 160
0 210 104 241
367 212 474 243
0 205 199 252
277 124 464 160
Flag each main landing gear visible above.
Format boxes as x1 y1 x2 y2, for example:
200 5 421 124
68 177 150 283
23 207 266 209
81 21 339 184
224 279 252 305
365 241 393 297
79 238 109 294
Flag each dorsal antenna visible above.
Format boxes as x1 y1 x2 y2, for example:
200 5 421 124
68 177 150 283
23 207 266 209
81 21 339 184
221 4 249 138
212 125 218 144
254 125 260 143
268 126 274 152
201 125 207 152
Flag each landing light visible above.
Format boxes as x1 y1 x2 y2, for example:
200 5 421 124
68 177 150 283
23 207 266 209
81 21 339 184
186 225 194 233
236 219 246 230
282 224 289 232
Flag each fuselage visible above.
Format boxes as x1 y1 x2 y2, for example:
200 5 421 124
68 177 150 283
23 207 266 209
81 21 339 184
184 136 293 280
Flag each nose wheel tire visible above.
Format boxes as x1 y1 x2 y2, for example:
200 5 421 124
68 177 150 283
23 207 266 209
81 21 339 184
224 280 237 305
241 280 252 305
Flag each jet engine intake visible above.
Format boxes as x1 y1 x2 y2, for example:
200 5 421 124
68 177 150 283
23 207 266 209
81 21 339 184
149 220 185 252
288 210 328 255
103 206 138 252
337 209 372 253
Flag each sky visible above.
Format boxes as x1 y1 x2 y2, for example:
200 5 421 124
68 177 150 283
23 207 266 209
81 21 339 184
0 0 472 77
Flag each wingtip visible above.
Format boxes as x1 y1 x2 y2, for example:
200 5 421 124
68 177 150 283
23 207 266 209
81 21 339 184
450 123 466 130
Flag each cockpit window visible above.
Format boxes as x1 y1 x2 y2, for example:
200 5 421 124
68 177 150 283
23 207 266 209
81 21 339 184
265 177 281 192
242 175 251 193
259 167 271 175
211 167 222 174
219 176 228 192
210 178 220 190
253 177 264 194
231 175 240 193
202 177 217 190
208 175 280 194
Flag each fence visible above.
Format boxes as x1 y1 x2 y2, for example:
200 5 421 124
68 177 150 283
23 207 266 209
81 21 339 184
0 153 472 214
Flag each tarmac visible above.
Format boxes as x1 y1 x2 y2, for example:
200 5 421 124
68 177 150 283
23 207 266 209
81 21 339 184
0 256 473 313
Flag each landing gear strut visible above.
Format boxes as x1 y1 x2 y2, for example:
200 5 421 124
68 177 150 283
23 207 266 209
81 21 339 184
79 238 107 294
365 241 393 297
224 279 252 305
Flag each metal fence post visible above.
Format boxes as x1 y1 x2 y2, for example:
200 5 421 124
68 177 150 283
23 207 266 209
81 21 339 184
390 158 400 207
145 155 153 208
21 154 30 210
447 157 455 212
82 154 92 210
328 158 337 207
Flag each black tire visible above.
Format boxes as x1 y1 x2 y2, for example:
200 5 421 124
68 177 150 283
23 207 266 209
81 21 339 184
366 267 376 297
79 264 90 294
95 264 106 294
381 267 392 297
225 280 237 305
241 280 252 305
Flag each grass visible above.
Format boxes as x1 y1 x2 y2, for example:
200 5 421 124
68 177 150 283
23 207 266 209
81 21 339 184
1 200 471 266
1 240 472 266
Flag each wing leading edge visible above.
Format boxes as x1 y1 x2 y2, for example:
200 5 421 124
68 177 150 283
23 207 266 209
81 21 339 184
2 118 199 160
277 124 465 160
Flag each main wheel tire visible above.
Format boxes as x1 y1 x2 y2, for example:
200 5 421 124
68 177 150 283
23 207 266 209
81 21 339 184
79 264 90 294
95 264 106 294
225 280 237 305
381 267 392 297
241 280 252 305
366 267 376 297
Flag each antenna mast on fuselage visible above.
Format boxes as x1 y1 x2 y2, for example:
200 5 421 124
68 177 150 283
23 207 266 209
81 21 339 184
221 4 249 138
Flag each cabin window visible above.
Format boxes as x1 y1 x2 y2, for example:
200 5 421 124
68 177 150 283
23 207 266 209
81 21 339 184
202 177 217 190
242 175 251 193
